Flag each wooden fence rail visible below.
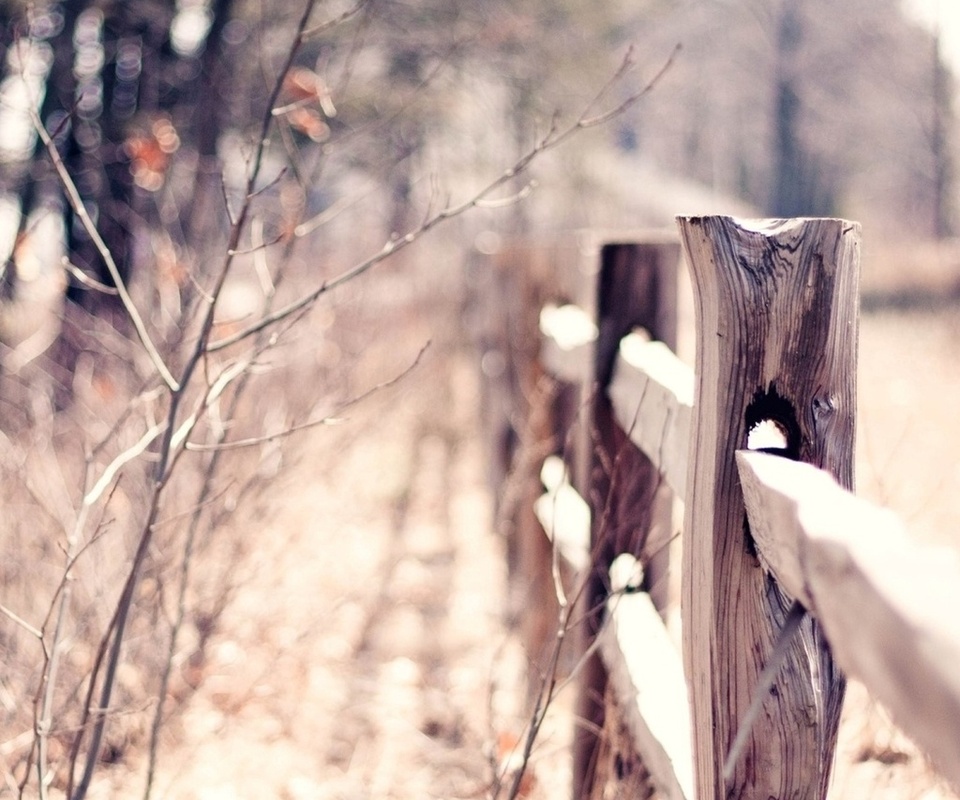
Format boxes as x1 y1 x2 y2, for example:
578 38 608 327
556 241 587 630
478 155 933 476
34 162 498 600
485 217 960 799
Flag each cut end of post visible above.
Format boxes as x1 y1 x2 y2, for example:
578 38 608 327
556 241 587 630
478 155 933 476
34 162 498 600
675 214 857 223
676 215 861 237
734 217 856 234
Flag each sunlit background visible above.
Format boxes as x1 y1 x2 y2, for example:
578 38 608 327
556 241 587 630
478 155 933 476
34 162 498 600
0 1 957 798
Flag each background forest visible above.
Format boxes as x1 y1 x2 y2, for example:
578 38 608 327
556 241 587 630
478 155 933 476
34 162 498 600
0 0 957 798
0 0 952 333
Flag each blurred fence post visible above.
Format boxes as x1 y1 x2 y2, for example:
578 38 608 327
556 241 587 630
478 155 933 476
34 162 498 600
573 238 680 797
470 238 585 695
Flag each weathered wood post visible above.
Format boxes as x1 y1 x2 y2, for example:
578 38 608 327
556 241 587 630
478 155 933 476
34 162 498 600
573 238 680 797
676 217 860 799
472 238 585 697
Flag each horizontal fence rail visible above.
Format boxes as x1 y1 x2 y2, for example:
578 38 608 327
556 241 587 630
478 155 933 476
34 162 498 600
738 451 960 789
492 219 960 798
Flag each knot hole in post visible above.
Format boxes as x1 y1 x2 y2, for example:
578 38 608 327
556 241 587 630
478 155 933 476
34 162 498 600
741 386 801 562
744 386 801 460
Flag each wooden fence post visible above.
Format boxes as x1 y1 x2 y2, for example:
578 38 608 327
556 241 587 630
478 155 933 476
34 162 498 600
471 238 586 698
676 216 860 799
573 238 680 797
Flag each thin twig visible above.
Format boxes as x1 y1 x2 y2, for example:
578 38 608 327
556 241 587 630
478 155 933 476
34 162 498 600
163 359 252 470
185 342 429 452
499 335 681 798
475 180 538 209
247 167 288 200
723 600 806 785
0 604 42 639
60 258 120 294
30 111 179 391
148 485 231 531
67 5 324 797
33 481 98 800
83 424 166 507
301 0 367 39
226 233 284 257
294 181 376 236
143 274 302 800
208 44 679 354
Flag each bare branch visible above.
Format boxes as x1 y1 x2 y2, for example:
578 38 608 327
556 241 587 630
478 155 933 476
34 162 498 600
60 258 120 295
208 45 679 354
301 0 369 40
83 424 166 507
226 233 284 257
0 604 42 639
476 180 538 209
271 96 315 117
247 167 288 201
30 111 179 391
15 13 679 799
169 359 250 459
68 6 323 796
219 172 237 226
577 44 681 130
294 182 376 237
148 485 232 531
186 341 430 452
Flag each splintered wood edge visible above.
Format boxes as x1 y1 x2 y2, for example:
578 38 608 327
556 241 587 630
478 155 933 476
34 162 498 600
736 450 960 788
539 303 596 382
599 569 694 800
608 336 694 499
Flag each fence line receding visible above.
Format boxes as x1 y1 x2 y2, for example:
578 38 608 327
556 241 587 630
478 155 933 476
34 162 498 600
478 217 960 799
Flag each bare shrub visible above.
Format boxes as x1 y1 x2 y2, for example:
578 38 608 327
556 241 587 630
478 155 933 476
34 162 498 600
0 2 675 798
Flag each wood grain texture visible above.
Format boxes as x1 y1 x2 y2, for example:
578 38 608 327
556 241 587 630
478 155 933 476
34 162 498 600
676 216 860 799
737 450 960 789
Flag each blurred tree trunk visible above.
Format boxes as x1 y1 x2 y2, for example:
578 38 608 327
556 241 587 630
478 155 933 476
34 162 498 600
931 25 953 239
181 0 237 248
0 0 240 379
770 1 803 217
769 0 834 217
386 46 424 238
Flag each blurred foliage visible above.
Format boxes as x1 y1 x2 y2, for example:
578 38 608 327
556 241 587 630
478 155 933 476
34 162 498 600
0 0 949 397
